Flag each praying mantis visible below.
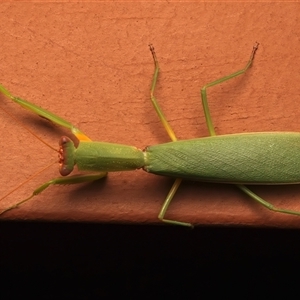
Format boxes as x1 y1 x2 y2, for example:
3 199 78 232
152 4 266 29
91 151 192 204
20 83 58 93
1 43 300 227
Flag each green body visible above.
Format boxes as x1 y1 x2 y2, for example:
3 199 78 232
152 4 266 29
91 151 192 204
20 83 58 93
3 43 300 227
145 132 300 184
73 132 300 184
75 141 144 172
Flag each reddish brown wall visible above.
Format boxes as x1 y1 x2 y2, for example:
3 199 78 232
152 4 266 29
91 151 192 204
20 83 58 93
0 2 300 227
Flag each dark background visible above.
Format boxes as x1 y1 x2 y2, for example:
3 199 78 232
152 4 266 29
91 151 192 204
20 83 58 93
1 222 299 298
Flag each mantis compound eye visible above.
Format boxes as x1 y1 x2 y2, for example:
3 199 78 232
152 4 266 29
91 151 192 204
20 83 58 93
58 136 75 176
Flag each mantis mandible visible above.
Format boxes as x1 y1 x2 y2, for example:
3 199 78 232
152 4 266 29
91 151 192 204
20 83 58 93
1 43 300 227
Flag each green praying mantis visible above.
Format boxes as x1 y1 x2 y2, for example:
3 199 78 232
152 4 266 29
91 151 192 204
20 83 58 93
1 43 300 227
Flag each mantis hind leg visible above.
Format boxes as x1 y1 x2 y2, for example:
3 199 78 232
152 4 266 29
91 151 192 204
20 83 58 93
201 42 259 136
237 185 300 217
200 44 300 219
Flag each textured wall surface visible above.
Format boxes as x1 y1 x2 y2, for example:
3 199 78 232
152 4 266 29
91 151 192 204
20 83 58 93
0 2 300 227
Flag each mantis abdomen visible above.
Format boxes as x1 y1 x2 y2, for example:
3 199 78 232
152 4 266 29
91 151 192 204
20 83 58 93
145 132 300 184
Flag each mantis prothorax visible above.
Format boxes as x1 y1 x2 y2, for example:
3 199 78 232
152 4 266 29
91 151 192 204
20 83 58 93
2 43 300 227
